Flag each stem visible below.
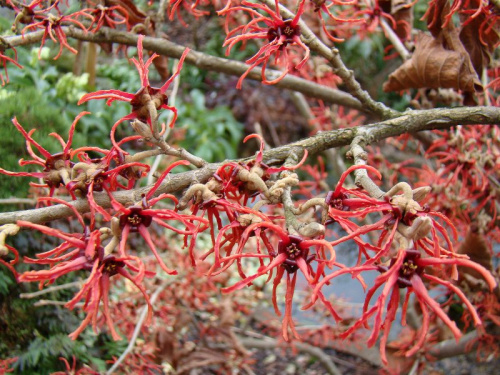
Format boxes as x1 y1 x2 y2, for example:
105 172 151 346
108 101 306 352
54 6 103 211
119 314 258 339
106 279 173 374
4 27 364 110
0 106 499 225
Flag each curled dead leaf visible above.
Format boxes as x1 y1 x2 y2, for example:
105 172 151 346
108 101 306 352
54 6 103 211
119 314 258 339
383 33 483 93
457 223 493 273
379 0 414 41
152 54 171 81
459 12 500 75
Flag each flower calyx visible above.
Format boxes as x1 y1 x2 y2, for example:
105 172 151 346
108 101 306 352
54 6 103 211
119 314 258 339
277 235 314 274
385 182 431 225
119 204 153 232
267 19 301 49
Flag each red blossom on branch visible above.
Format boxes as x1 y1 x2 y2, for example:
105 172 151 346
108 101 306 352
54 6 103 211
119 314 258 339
112 160 208 274
78 35 190 151
84 1 129 32
168 0 211 27
319 248 498 364
21 10 92 59
309 0 365 42
219 0 310 88
220 221 338 341
0 112 89 197
0 43 23 86
51 356 99 375
17 218 152 340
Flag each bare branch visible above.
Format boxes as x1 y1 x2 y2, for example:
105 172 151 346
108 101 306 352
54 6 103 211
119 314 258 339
0 106 498 226
347 134 385 199
20 280 83 299
4 27 365 111
380 19 411 61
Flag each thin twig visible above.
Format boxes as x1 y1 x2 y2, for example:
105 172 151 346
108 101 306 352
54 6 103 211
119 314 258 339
147 58 182 185
33 299 83 308
20 280 83 299
4 27 364 110
0 198 37 205
106 279 173 374
347 134 385 198
380 19 411 61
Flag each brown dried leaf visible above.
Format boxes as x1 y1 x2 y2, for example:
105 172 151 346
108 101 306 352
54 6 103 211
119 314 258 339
105 0 146 26
379 0 414 40
425 0 448 38
383 33 482 93
457 224 493 273
154 327 178 366
152 54 170 81
459 12 500 75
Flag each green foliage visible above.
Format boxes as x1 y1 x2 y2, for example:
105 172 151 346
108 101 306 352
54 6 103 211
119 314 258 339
14 333 93 374
177 89 243 162
55 72 90 103
96 56 141 92
0 85 70 198
0 268 15 296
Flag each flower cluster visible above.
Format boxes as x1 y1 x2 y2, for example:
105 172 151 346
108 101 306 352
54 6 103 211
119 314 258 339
219 0 310 88
0 1 499 373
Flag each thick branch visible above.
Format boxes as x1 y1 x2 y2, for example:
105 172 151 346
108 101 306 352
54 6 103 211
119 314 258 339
4 27 364 111
428 330 478 359
0 106 498 225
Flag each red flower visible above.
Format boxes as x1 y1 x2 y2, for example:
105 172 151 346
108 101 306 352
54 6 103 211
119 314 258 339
309 0 364 42
319 249 497 364
0 244 19 279
0 43 23 86
21 10 92 59
214 134 308 204
219 0 310 88
67 145 150 227
85 1 129 32
18 218 152 341
168 0 210 27
0 112 89 197
0 357 17 374
220 222 337 341
327 181 458 264
78 35 190 150
51 356 98 375
112 160 207 274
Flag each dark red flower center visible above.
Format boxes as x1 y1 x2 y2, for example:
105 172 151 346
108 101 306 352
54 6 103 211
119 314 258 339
120 207 152 232
310 0 326 12
91 172 107 192
325 191 350 211
394 250 424 288
102 256 125 276
277 235 313 273
267 20 301 48
44 152 71 171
